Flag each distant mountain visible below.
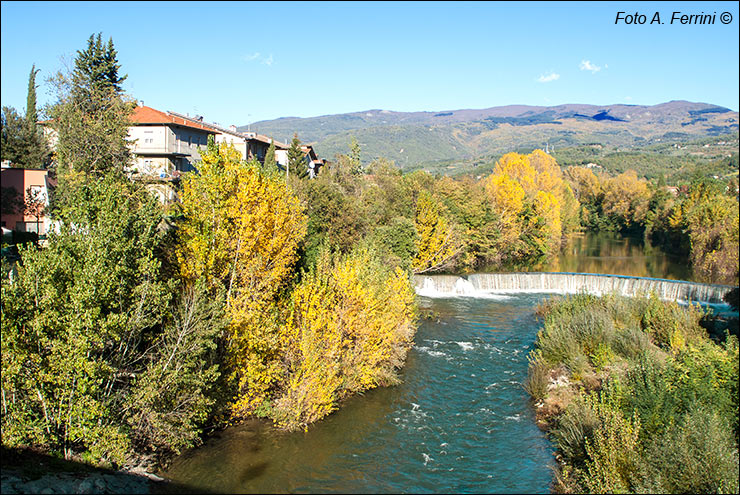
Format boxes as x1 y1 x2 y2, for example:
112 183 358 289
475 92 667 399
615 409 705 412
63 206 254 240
239 101 738 170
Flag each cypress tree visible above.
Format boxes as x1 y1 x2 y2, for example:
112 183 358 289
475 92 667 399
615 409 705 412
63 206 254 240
349 135 362 175
0 64 50 169
287 133 307 179
26 64 40 125
264 138 277 170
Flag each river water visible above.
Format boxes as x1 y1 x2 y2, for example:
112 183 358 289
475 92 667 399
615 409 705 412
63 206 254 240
159 232 696 493
501 231 694 281
161 293 555 494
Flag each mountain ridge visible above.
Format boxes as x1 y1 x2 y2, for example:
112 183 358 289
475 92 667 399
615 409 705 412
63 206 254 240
237 101 737 170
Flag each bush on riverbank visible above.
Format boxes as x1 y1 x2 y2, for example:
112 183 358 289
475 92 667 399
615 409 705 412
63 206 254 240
272 246 417 430
527 293 739 494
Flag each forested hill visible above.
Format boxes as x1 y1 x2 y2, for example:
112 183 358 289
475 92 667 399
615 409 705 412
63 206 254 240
239 101 738 170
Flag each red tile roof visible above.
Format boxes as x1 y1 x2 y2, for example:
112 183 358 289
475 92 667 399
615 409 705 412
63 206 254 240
131 106 216 132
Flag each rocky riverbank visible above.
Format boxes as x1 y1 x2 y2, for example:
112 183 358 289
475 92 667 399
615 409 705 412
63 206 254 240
0 446 172 494
1 468 158 494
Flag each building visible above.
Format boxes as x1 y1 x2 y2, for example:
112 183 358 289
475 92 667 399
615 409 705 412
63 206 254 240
166 112 289 164
0 165 53 235
128 105 217 203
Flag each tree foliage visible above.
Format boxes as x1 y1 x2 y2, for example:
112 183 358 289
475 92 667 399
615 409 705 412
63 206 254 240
412 190 459 273
287 133 306 179
176 141 308 416
1 176 222 464
274 246 417 430
0 105 50 169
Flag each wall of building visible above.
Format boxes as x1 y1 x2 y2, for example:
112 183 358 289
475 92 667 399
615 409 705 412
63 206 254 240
0 167 51 234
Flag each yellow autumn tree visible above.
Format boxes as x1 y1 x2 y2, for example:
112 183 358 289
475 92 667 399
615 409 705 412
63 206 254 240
484 151 571 261
533 190 563 254
565 166 602 203
412 191 459 273
493 152 537 195
176 140 308 415
601 170 651 230
528 149 562 196
275 247 417 430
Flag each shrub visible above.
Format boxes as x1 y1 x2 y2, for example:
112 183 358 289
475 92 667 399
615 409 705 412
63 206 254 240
640 406 739 494
552 395 599 468
524 351 549 402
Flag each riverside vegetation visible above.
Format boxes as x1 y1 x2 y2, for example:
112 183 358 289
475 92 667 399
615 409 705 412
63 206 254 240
2 33 739 486
526 293 739 493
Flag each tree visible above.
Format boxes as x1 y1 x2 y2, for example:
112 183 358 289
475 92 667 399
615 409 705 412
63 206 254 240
2 177 171 463
49 33 133 188
72 33 127 103
274 246 417 430
26 64 40 125
349 135 362 175
264 138 276 170
23 186 46 234
412 191 459 273
286 133 306 179
2 32 223 468
0 105 50 169
601 170 651 232
176 141 308 415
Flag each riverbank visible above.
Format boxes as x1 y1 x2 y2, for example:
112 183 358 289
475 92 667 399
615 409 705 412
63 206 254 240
0 446 175 494
525 293 739 493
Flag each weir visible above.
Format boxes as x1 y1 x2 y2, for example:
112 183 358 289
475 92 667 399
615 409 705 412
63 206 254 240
414 272 736 304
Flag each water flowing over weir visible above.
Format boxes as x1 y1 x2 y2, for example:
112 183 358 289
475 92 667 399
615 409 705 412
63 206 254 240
414 272 735 304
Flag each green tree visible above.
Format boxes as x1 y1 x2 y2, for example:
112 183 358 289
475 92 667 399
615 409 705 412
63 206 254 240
349 135 362 175
49 33 133 194
2 177 168 463
0 105 50 169
72 33 127 102
26 64 40 125
287 133 306 179
264 138 277 170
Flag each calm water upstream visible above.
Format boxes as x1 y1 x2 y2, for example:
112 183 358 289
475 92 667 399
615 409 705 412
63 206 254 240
159 232 695 493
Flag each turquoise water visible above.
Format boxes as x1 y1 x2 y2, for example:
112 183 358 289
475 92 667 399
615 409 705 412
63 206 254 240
161 293 556 494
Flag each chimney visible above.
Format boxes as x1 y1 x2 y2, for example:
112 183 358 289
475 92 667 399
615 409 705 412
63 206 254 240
229 125 237 132
138 100 144 107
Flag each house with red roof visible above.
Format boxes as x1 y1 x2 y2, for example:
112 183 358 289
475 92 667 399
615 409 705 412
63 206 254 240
126 104 217 202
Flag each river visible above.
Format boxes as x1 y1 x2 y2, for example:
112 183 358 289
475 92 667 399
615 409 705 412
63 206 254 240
158 232 700 493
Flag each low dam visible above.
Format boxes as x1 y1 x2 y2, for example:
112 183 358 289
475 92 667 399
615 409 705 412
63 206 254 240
414 272 735 304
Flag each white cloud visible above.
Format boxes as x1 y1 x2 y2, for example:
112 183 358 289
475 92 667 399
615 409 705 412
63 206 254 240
624 96 632 101
537 72 560 83
580 60 602 73
242 52 275 66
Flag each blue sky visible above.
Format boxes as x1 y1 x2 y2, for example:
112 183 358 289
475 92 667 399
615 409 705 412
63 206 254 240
1 1 738 127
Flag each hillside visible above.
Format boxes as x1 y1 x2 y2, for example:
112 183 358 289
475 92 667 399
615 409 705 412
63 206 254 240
240 101 738 173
